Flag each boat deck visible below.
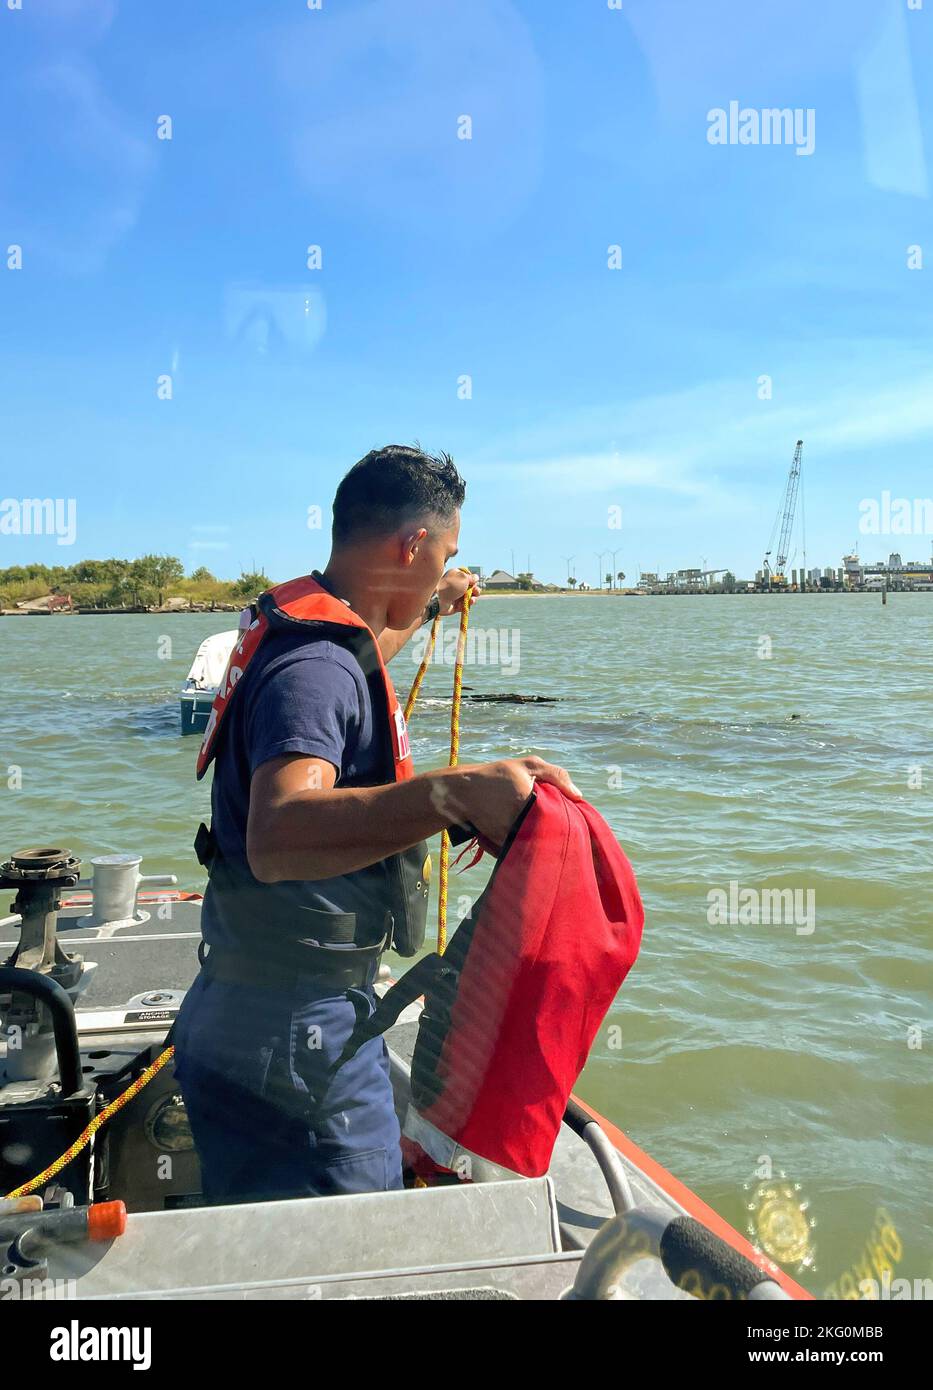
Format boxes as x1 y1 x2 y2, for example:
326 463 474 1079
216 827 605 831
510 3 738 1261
1 898 796 1299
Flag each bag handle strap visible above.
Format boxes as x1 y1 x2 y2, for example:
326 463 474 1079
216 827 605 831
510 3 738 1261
336 952 455 1067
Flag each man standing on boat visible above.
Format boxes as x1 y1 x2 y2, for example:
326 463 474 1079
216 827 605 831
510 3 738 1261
173 445 580 1203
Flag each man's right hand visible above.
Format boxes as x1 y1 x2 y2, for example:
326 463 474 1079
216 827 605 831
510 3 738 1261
446 756 583 850
247 753 583 883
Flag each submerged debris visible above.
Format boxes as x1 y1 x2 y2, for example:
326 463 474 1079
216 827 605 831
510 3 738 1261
463 692 560 704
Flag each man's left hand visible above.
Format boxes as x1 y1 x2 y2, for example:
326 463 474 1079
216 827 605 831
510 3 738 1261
436 569 482 616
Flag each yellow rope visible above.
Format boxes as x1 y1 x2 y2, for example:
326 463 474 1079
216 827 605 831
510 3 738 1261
405 578 473 954
5 580 474 1199
4 1046 176 1199
404 616 439 723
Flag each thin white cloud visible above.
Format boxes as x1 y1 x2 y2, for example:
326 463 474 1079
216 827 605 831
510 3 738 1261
473 450 710 497
9 58 154 273
463 349 933 504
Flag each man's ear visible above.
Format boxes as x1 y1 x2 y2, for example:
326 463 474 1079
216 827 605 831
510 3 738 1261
401 527 428 567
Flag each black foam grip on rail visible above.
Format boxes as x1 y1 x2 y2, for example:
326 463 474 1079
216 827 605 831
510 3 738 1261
0 967 83 1098
659 1215 773 1298
563 1097 597 1137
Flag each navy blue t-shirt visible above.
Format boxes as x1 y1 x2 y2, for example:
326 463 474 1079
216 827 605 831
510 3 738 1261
201 624 391 949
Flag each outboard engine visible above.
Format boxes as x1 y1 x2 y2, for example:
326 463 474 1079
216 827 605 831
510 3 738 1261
0 848 98 1204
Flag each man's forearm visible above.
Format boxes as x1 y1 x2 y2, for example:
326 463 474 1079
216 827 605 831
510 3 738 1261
248 766 476 882
377 609 429 663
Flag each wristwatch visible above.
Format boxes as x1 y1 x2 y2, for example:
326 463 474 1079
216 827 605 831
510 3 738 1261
422 592 441 624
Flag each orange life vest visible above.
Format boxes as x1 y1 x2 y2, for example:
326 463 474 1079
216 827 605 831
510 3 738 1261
197 573 414 782
194 573 429 960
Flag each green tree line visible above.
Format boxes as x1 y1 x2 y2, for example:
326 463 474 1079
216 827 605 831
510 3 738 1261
0 557 272 610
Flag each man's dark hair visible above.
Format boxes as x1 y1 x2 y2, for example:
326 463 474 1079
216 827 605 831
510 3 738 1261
332 445 465 544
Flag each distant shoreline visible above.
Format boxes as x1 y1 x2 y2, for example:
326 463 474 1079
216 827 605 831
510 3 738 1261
2 588 925 616
473 591 929 600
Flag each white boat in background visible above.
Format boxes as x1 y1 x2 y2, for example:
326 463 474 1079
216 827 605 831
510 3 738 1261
179 630 238 735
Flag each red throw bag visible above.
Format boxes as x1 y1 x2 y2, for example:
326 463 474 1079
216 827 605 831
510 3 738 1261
402 782 645 1178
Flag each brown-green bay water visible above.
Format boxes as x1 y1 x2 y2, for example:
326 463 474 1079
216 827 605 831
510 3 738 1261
2 594 931 1297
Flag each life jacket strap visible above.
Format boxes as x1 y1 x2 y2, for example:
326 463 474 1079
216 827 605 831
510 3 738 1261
199 938 387 993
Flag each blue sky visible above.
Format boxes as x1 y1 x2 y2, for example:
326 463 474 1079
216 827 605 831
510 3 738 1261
2 0 932 585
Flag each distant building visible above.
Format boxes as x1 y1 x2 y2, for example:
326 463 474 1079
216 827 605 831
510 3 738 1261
898 566 933 590
888 553 903 570
842 555 862 589
484 569 547 591
484 569 518 589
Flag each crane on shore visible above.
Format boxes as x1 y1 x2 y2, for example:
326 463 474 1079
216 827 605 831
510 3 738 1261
762 440 804 589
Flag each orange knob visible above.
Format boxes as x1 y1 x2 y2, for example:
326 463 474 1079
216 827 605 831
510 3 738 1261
87 1200 127 1241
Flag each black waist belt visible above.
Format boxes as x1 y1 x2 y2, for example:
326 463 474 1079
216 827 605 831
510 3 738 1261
200 938 385 993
